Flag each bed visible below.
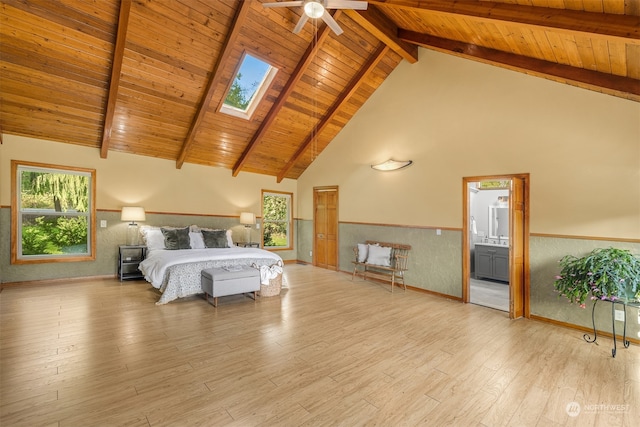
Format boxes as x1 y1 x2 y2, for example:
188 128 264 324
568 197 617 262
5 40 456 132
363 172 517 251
138 226 283 304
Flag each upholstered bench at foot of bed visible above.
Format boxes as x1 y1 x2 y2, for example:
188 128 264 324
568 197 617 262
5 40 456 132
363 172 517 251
201 266 261 307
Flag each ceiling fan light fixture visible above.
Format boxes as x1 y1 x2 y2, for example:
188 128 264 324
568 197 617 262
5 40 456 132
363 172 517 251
304 1 325 18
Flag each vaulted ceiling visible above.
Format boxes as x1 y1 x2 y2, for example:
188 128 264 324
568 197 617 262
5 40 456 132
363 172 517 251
1 0 638 182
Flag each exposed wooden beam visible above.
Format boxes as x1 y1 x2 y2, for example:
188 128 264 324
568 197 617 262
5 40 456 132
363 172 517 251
232 12 341 177
100 0 131 159
370 0 640 44
277 44 390 183
176 0 251 169
345 6 417 63
400 30 640 102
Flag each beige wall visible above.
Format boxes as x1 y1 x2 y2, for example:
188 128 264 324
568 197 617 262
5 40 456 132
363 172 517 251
3 48 637 239
297 48 640 240
0 134 296 217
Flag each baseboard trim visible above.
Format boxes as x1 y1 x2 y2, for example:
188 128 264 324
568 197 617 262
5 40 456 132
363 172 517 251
1 274 116 289
338 268 463 301
530 314 640 346
405 285 463 302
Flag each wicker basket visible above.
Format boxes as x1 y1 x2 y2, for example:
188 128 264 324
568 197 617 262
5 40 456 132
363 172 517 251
260 272 282 297
254 260 283 297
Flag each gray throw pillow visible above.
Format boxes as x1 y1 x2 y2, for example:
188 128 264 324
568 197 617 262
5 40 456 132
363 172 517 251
201 229 229 248
161 226 191 250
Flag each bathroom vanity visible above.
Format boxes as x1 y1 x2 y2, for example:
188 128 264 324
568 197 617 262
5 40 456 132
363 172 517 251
475 243 509 282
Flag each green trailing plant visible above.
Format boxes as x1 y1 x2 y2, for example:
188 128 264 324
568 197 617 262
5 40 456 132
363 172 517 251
554 247 640 308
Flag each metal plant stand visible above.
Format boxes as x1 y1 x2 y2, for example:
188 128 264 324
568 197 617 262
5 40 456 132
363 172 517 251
584 298 639 357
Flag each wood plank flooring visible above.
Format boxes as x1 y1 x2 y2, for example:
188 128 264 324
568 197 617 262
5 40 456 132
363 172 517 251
1 264 638 426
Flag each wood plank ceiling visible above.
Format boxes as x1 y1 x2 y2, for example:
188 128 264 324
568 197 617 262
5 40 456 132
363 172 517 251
1 0 638 181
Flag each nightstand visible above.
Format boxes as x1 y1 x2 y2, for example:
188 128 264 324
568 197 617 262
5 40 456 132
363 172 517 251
235 242 260 248
118 245 147 281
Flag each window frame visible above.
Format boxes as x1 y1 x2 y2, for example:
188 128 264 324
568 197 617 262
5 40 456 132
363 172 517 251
261 190 293 251
220 51 278 120
11 160 96 264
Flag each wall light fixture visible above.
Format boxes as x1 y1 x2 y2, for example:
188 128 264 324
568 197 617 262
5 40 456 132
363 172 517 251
371 159 413 171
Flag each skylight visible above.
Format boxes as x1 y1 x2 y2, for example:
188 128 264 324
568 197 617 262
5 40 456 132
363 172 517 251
221 53 277 120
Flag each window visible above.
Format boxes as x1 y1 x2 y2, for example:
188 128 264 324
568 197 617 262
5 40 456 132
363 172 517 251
262 190 292 250
221 52 277 120
11 161 96 264
478 180 510 189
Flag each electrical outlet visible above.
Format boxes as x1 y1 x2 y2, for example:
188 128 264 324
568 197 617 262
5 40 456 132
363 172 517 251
436 229 441 236
309 251 312 257
100 220 107 228
637 310 640 324
614 309 625 322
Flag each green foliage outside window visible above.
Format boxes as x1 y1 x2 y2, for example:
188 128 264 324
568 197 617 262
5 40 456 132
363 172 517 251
263 193 290 248
22 216 88 255
478 180 510 189
224 73 258 111
20 171 90 256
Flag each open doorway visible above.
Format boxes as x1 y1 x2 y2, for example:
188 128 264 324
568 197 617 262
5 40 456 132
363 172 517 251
462 174 530 319
468 182 510 311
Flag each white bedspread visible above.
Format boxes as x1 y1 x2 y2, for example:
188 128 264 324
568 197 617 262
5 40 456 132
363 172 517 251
139 247 282 304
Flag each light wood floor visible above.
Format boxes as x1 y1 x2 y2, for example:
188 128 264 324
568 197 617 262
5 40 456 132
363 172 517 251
1 265 638 426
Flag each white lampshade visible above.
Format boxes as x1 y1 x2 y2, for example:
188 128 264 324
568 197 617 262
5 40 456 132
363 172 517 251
121 206 146 223
240 212 256 226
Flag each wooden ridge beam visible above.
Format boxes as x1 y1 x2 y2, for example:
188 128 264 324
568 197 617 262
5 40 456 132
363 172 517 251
175 0 251 169
370 0 640 44
344 6 417 64
232 11 341 177
399 30 640 102
100 0 131 159
277 44 390 183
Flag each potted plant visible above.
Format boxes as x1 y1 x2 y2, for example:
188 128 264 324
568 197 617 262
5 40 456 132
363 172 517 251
554 247 640 308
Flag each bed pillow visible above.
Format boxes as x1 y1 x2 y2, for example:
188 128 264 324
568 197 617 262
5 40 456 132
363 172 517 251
357 243 368 263
367 244 391 267
140 226 166 251
201 229 229 248
189 232 205 249
196 227 234 247
161 226 191 250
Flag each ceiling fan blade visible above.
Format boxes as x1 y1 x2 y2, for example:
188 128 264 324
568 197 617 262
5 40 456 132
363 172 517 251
321 10 343 35
262 1 304 8
293 13 310 34
326 0 368 10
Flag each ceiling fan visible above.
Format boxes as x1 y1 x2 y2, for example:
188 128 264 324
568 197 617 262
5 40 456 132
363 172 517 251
263 0 368 35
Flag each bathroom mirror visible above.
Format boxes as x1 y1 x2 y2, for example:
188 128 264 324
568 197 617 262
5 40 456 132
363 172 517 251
488 206 509 239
